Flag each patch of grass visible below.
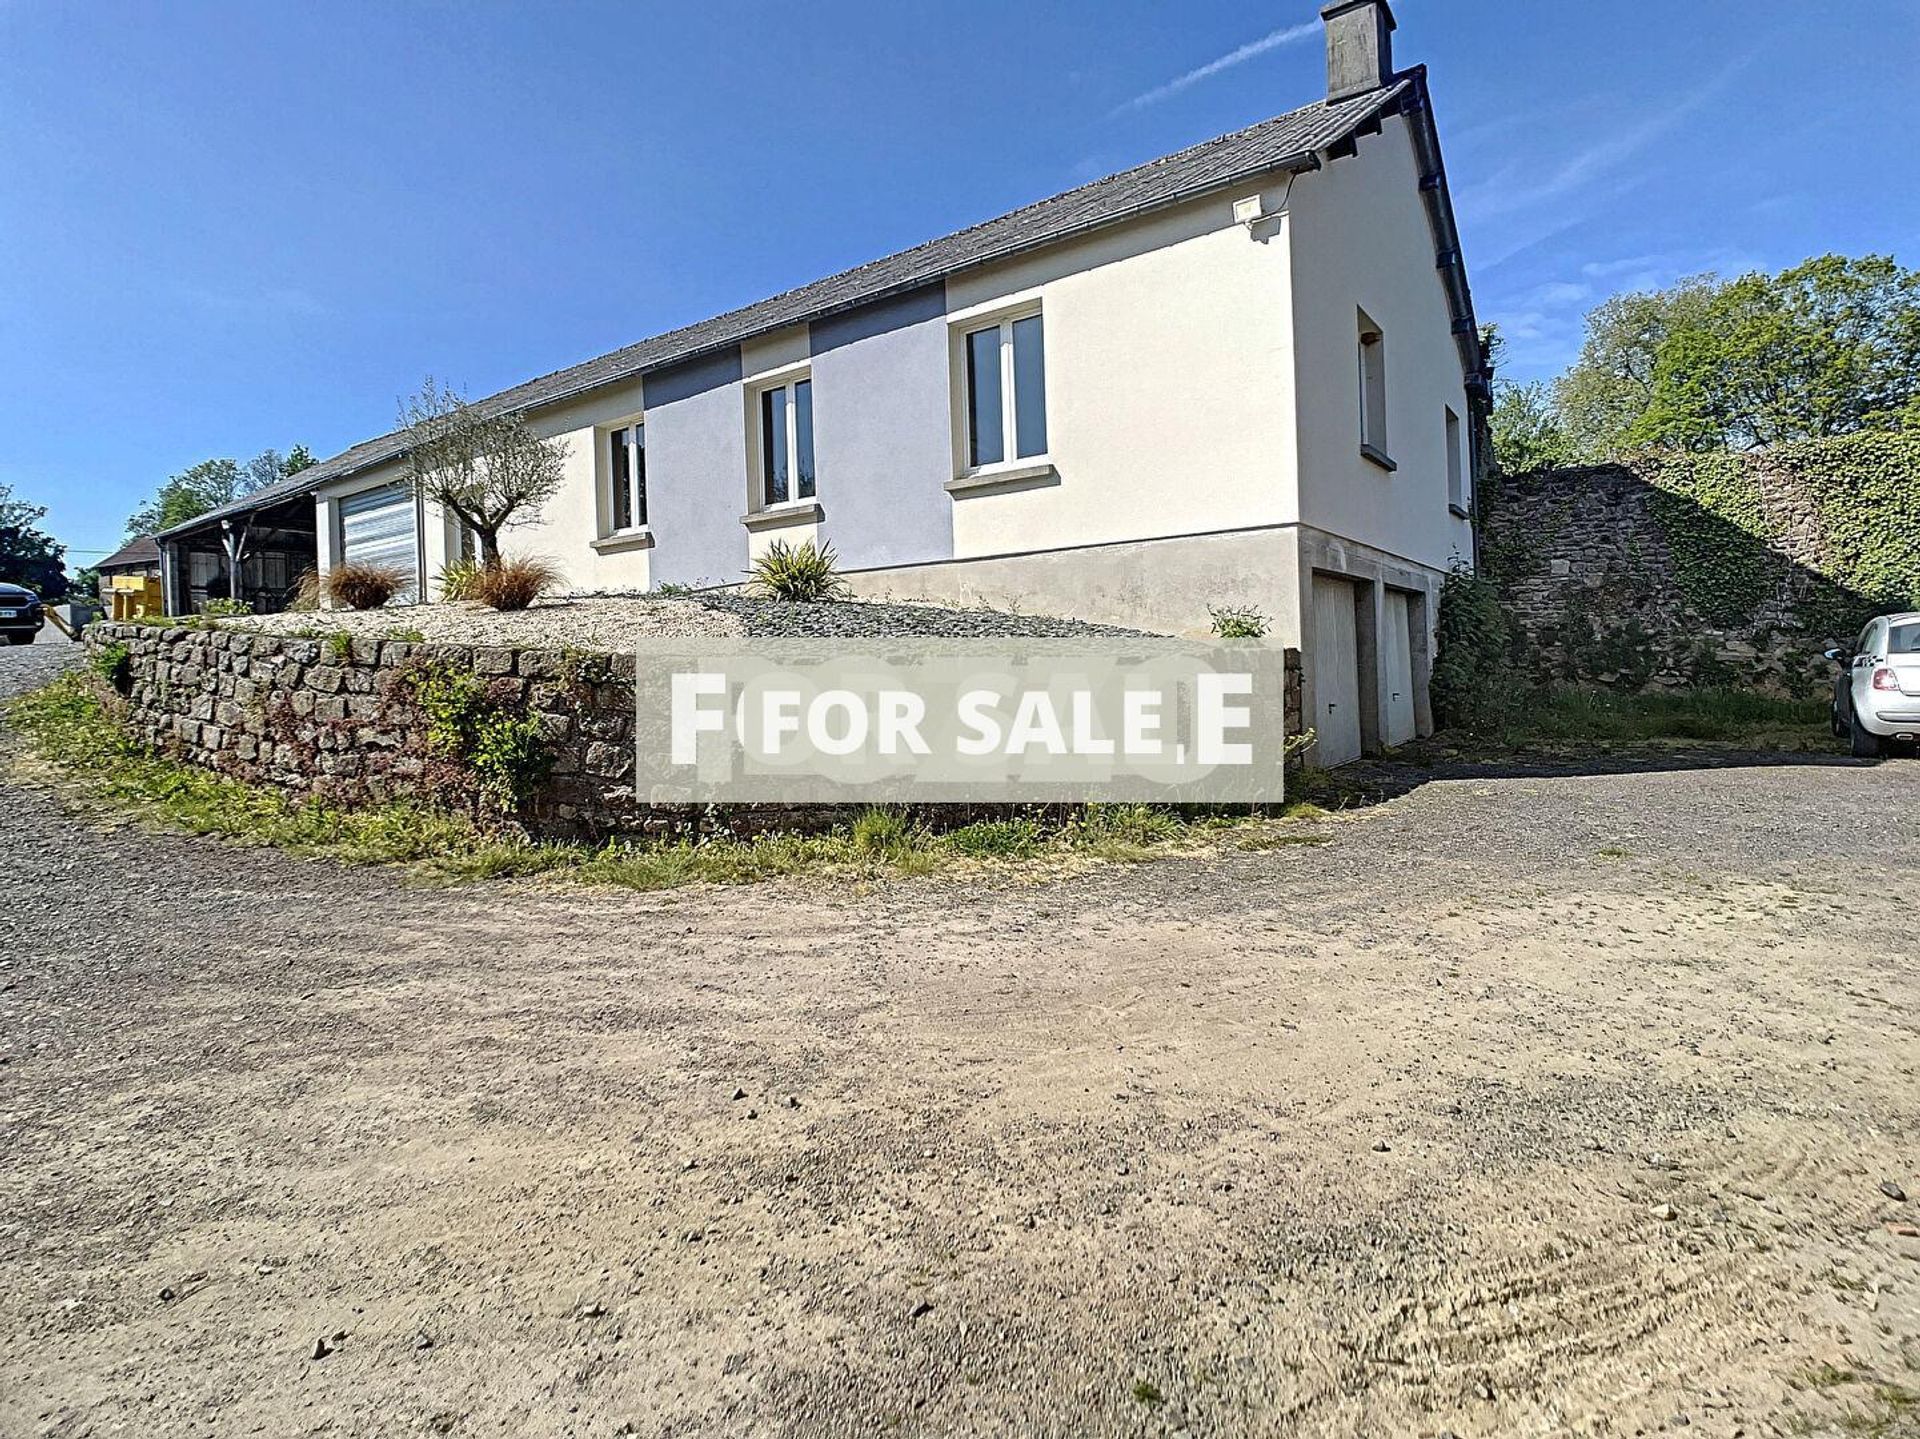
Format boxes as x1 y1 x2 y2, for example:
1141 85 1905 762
325 630 354 663
1447 683 1832 753
1596 846 1632 860
10 677 1333 894
1131 1379 1165 1409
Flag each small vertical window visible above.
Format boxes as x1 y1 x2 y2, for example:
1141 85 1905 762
1358 310 1389 464
1011 314 1047 459
604 422 646 534
793 379 815 500
962 309 1048 471
966 326 1004 468
760 387 790 504
1445 406 1465 511
754 374 814 507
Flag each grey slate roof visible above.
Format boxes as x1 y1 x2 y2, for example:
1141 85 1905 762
160 78 1414 540
96 535 161 571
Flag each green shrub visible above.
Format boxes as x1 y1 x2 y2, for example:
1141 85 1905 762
747 539 849 603
436 557 484 602
943 816 1045 858
90 641 132 689
1207 604 1270 640
203 597 253 617
1429 560 1513 728
399 662 552 810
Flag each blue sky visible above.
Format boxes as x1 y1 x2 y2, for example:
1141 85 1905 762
4 0 1916 567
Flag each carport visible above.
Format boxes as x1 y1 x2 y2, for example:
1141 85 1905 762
156 489 319 615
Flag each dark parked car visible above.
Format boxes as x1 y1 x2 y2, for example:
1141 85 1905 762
0 584 45 644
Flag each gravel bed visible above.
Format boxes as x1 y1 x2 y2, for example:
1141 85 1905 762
192 592 1154 651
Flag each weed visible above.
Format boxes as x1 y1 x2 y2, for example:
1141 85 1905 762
202 597 253 617
943 817 1046 858
90 642 132 690
398 662 552 810
1131 1380 1165 1409
1596 846 1632 860
325 631 354 663
1208 603 1270 640
385 626 426 644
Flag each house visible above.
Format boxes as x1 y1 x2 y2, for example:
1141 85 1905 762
157 0 1484 767
94 535 164 620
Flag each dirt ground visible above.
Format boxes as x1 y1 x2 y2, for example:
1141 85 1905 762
2 642 1917 1438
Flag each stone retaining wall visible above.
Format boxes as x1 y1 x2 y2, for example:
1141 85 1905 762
1483 465 1863 697
86 622 826 840
87 623 1307 836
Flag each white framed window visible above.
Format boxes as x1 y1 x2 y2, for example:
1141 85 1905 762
1358 309 1391 468
603 421 647 534
961 308 1047 470
1445 406 1466 512
746 373 815 508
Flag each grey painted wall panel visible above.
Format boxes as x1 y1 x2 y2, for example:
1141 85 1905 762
811 309 955 570
811 283 946 354
645 380 748 587
647 347 743 407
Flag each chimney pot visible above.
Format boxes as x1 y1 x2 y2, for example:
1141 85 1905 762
1321 0 1396 103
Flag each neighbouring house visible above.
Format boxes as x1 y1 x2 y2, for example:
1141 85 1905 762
94 536 163 620
155 0 1484 767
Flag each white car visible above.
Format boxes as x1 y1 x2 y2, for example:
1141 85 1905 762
1828 612 1920 757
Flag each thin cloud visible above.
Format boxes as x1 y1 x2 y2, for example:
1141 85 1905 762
1113 20 1320 115
1458 55 1751 223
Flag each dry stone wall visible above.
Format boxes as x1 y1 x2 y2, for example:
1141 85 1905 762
1482 464 1878 698
87 622 832 841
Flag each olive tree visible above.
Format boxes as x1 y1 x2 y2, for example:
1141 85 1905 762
400 377 567 567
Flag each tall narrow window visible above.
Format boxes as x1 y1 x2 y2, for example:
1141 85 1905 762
963 309 1048 470
606 422 646 532
1358 310 1390 466
756 375 815 507
1445 406 1466 511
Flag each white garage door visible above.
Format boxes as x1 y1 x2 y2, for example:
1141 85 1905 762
1382 590 1417 748
1311 574 1363 767
338 484 420 603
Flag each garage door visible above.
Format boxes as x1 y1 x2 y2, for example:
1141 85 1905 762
338 484 420 603
1311 574 1363 767
1382 590 1417 748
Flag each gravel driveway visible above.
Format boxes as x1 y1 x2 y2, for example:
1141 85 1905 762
2 638 1917 1438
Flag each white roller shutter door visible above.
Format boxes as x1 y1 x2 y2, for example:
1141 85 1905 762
338 485 420 603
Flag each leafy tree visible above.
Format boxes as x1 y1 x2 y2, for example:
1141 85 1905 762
1555 277 1719 457
0 484 69 596
400 377 567 567
1489 380 1576 476
1552 255 1920 457
124 446 316 538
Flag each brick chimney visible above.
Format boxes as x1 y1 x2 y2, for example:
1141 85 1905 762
1321 0 1397 102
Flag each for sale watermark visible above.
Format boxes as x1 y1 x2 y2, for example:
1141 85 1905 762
632 637 1287 803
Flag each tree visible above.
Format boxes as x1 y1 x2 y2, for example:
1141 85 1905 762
123 446 316 538
399 377 567 567
1555 277 1720 457
0 484 69 597
1489 380 1576 476
1551 255 1920 458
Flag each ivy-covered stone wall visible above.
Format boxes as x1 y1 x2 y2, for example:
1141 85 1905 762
1483 433 1920 697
